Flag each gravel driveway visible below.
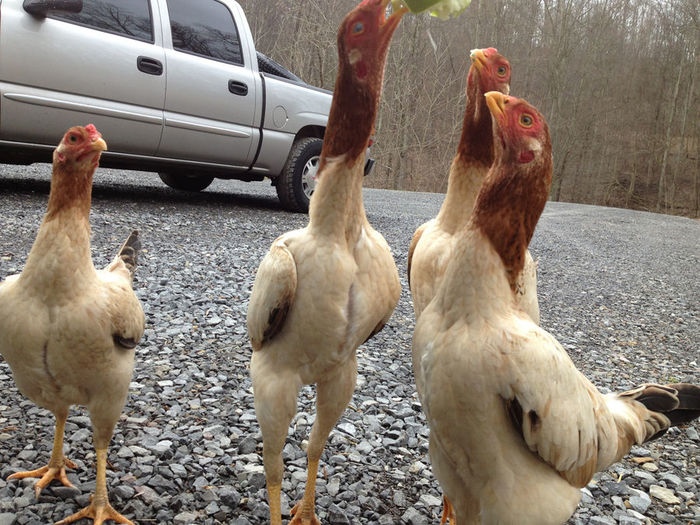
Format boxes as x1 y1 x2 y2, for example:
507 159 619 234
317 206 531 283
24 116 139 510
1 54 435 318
0 164 698 525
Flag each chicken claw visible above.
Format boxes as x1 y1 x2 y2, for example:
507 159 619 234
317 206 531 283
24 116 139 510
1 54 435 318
55 495 134 525
8 458 77 499
289 501 321 525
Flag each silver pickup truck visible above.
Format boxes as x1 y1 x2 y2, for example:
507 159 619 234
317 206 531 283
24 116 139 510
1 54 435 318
0 0 352 212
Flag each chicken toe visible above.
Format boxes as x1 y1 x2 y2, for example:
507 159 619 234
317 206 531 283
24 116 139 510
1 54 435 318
8 458 77 499
54 496 134 525
55 447 131 525
289 500 321 525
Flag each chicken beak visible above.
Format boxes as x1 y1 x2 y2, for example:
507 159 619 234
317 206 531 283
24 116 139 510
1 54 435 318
470 48 488 72
92 137 108 152
380 0 407 39
485 91 508 123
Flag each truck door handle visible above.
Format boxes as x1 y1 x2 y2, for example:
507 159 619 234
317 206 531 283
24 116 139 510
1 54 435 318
228 80 249 96
137 56 163 76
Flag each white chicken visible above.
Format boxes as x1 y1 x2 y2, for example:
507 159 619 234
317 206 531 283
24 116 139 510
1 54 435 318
246 1 404 524
413 91 700 524
0 125 145 525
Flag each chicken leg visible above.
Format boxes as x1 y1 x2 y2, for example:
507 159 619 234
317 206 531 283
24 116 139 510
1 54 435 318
256 370 301 525
440 496 457 525
55 447 132 525
7 410 76 498
290 361 357 525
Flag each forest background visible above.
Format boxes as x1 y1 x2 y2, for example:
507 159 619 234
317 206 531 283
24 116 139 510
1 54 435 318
239 0 698 217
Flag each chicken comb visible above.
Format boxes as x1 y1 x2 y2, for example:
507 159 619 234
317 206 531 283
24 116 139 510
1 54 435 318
84 123 102 142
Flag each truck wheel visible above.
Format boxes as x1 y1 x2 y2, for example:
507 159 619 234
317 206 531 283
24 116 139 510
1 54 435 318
159 172 214 192
276 137 322 213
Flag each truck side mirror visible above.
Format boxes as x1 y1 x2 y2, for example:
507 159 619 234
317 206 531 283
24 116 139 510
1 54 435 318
23 0 83 17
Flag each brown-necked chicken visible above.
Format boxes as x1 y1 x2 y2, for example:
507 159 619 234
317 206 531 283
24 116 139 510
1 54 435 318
246 1 404 524
407 49 519 524
0 125 145 525
412 92 700 524
408 47 538 327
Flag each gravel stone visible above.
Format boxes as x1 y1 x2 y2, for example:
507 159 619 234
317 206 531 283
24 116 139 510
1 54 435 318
0 168 697 524
649 485 681 505
0 514 17 525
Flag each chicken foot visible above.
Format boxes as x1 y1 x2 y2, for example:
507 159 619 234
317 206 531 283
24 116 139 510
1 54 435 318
7 411 76 498
55 448 133 525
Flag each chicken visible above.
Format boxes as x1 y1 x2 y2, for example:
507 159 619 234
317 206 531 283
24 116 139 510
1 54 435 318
407 48 520 525
246 1 404 524
412 92 700 524
0 125 145 525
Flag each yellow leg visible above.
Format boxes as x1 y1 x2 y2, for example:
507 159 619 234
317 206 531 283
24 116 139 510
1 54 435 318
268 483 282 525
441 495 457 525
289 457 321 525
8 412 76 499
55 448 133 525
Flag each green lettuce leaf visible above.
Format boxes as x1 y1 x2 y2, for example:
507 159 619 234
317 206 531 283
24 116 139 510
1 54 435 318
392 0 472 19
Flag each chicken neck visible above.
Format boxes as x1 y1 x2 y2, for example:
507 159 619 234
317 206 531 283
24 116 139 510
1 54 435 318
436 71 494 233
471 151 551 291
308 156 368 242
19 162 96 297
308 31 381 241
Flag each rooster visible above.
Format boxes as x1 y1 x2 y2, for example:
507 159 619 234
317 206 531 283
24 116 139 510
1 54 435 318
412 92 700 524
246 1 404 524
0 125 145 525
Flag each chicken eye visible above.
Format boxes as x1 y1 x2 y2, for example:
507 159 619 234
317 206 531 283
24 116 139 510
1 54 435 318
69 134 78 143
497 66 507 77
352 21 364 35
519 114 534 128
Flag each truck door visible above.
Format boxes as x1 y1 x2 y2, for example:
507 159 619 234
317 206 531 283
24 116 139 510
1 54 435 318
157 0 257 167
0 0 165 155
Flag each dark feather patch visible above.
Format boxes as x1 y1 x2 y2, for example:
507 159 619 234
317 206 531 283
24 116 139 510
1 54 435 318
261 301 291 347
114 334 138 350
506 397 524 435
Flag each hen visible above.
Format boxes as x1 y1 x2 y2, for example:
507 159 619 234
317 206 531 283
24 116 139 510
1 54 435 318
246 1 404 524
413 92 700 524
0 125 145 525
408 47 538 327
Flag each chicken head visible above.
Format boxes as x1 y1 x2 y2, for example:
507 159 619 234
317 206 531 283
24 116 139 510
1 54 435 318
323 0 406 163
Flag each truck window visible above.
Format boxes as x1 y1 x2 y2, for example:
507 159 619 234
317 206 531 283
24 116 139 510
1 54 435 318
166 0 243 66
52 0 153 43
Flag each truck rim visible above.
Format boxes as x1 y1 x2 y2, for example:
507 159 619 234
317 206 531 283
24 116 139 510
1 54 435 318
301 154 320 199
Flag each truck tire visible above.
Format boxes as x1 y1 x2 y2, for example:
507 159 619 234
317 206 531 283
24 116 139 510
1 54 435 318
276 137 322 213
159 172 214 192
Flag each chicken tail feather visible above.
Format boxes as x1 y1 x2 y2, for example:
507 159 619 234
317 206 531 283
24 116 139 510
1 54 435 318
608 382 700 454
659 383 700 427
115 230 141 276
